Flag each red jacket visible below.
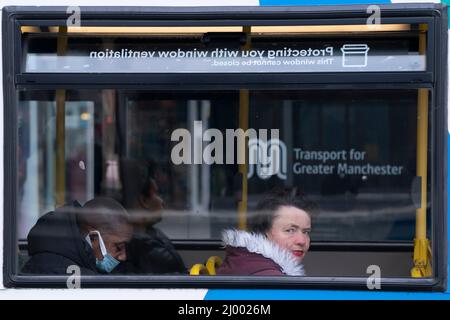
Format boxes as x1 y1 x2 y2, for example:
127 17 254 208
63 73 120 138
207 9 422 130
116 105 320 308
216 229 305 276
217 246 284 276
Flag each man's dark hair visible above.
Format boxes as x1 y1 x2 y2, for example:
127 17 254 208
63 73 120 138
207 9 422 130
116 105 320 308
120 158 156 208
248 188 317 235
77 197 130 235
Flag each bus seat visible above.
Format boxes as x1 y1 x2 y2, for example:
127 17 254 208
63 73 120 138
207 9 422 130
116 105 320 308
206 256 222 275
190 263 209 275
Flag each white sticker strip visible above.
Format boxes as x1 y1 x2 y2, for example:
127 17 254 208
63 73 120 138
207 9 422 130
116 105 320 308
0 289 208 299
391 0 441 3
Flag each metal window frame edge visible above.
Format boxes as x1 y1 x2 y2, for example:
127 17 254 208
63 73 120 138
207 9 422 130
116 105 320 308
2 4 448 291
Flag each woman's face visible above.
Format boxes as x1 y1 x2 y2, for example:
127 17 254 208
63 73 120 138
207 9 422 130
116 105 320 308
266 205 311 262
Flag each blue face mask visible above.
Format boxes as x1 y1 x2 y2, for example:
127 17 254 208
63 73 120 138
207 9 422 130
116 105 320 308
95 254 120 273
85 230 120 273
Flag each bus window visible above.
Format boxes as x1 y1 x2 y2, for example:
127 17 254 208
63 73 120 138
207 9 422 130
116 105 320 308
3 5 446 289
17 88 431 276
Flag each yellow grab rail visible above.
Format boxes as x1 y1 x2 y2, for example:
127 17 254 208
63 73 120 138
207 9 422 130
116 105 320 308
237 26 251 231
206 256 223 275
190 264 209 276
55 26 68 207
411 25 432 278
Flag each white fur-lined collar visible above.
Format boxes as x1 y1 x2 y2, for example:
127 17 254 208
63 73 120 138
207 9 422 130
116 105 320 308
221 229 305 276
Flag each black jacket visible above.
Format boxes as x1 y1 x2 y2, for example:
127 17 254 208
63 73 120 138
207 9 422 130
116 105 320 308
22 203 98 275
22 203 186 275
117 228 186 274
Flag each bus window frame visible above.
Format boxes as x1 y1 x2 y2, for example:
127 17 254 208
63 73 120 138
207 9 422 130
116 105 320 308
15 16 435 85
11 6 438 85
2 4 447 290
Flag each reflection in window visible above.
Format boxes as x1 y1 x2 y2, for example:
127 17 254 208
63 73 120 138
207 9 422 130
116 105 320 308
17 89 429 245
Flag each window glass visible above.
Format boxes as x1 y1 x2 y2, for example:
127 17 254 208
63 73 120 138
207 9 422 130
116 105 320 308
17 89 430 246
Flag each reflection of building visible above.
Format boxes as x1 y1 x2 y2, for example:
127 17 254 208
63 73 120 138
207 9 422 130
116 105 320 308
17 89 421 242
17 97 95 238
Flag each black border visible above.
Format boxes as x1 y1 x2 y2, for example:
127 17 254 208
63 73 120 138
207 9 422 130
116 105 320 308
18 239 415 252
2 4 448 291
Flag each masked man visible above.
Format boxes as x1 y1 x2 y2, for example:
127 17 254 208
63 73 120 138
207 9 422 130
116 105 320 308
22 197 184 275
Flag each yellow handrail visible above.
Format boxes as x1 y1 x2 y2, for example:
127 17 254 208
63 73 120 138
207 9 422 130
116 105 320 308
190 264 209 276
237 26 251 231
206 256 223 275
55 26 68 207
411 87 432 278
411 24 432 278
